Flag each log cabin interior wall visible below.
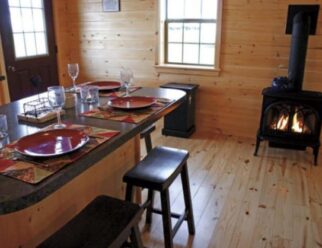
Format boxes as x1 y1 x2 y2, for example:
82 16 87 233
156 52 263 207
54 0 322 138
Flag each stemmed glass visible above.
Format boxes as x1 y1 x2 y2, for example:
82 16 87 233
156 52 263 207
48 86 66 129
67 63 79 92
120 67 134 96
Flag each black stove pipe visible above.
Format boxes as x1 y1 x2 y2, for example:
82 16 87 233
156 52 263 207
288 12 311 91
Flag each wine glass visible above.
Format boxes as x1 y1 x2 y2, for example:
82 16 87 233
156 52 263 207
120 67 134 96
67 63 79 92
48 86 66 129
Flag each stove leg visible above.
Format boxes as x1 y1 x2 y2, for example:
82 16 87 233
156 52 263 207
254 136 261 156
313 145 319 166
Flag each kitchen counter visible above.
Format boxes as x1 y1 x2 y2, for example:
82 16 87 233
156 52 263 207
0 87 185 248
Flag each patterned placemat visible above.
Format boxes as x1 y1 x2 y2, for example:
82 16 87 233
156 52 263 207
0 124 120 184
81 98 172 124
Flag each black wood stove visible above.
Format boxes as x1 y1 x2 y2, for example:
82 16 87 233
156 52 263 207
255 5 321 165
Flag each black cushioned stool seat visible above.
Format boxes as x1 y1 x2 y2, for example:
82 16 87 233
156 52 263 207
124 146 188 191
38 195 144 248
123 146 195 248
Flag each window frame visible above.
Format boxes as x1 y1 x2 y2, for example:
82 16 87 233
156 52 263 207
156 0 222 74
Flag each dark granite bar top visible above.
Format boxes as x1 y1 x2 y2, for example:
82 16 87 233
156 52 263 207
0 87 186 215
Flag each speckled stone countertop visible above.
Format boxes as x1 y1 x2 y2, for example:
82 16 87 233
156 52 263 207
0 87 185 215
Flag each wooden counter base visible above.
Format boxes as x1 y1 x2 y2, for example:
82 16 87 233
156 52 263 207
0 136 140 248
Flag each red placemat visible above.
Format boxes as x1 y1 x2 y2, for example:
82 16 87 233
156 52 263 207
0 124 120 184
81 98 172 124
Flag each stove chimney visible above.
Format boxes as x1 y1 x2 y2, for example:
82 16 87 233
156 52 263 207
286 5 319 91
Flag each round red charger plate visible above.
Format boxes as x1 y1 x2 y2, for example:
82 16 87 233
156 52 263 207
85 81 121 91
108 96 156 110
15 129 89 157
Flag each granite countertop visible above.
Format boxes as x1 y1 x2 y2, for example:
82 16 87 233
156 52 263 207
0 87 186 215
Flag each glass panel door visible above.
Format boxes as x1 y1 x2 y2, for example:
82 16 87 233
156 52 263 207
8 0 48 59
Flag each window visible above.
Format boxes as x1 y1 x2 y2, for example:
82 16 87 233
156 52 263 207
8 0 48 59
158 0 222 70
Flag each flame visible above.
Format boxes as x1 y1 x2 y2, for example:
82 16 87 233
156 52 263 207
291 112 303 133
270 108 311 134
276 114 289 131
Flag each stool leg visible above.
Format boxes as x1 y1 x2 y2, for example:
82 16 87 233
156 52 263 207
145 189 154 225
161 189 173 248
130 225 144 248
144 134 153 153
125 184 134 202
181 163 195 235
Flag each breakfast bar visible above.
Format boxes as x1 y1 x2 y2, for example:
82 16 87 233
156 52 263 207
0 87 185 248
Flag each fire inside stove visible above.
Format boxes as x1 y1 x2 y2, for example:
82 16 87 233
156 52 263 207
267 105 315 135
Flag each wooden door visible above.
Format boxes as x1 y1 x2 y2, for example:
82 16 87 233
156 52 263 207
0 0 58 101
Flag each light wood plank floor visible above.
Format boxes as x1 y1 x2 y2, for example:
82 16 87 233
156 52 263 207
138 125 322 248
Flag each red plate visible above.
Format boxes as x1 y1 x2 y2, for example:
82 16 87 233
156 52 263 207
108 96 156 110
15 129 89 157
85 81 121 91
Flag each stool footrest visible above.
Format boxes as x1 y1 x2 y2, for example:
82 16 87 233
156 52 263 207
151 208 188 220
172 210 188 238
151 207 189 238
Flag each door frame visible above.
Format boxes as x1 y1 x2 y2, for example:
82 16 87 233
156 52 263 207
0 0 59 102
0 33 10 104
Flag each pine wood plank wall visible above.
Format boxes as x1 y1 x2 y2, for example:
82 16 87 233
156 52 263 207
53 0 322 139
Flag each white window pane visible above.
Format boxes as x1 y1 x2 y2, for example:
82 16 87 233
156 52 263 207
20 0 32 7
10 7 23 32
32 0 43 8
201 23 216 43
202 0 217 19
13 33 26 58
184 23 200 43
25 33 37 56
168 43 182 63
35 32 47 54
168 23 183 42
33 8 45 31
185 0 201 18
167 0 184 19
8 0 20 7
183 44 199 64
22 8 34 32
200 45 215 65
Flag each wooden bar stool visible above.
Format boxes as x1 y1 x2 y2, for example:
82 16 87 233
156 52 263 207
38 195 144 248
123 146 195 248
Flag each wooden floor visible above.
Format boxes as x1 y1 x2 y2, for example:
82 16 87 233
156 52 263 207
138 126 322 248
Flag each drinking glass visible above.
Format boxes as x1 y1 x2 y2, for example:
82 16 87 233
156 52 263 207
120 67 134 96
80 86 99 104
0 114 8 139
48 86 66 129
67 63 79 92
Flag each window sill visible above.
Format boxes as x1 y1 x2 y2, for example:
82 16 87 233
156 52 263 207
155 64 221 77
